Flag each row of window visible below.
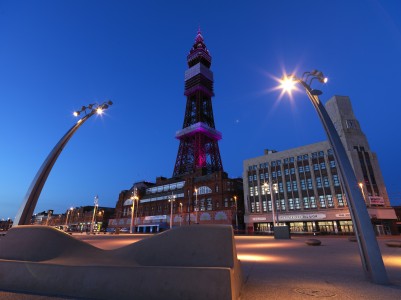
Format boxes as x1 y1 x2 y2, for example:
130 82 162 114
249 194 346 213
249 174 340 196
248 161 336 182
248 149 334 171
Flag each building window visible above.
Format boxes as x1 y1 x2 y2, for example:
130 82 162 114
326 195 334 208
250 202 255 213
278 182 284 193
272 161 276 167
284 168 289 175
249 187 254 196
297 155 302 161
255 186 259 196
316 177 323 188
260 173 265 180
319 195 326 208
290 157 295 163
280 199 286 211
323 176 330 188
305 165 310 172
277 170 282 176
298 166 304 173
330 160 336 168
292 181 298 191
262 200 267 212
301 179 306 191
272 171 277 178
286 181 292 192
303 154 309 160
288 198 294 210
253 174 257 181
307 178 313 190
313 164 319 171
206 198 213 210
265 172 269 179
312 152 318 158
290 168 295 175
295 198 301 210
337 194 344 207
320 162 326 169
328 149 333 155
277 160 281 166
248 175 253 182
224 198 228 207
255 201 260 213
310 196 317 208
200 199 205 211
303 197 310 209
319 151 324 157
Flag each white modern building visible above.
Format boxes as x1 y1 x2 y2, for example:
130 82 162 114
243 95 396 235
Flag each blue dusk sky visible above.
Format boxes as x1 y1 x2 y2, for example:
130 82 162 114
1 0 400 220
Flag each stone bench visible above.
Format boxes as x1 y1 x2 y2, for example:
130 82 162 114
305 239 321 246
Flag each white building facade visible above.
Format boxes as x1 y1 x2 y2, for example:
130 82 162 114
243 95 396 235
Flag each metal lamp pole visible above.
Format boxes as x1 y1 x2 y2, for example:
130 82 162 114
234 196 238 230
280 70 388 284
130 188 138 234
179 202 183 226
169 194 175 229
13 101 113 226
195 188 198 224
90 196 98 234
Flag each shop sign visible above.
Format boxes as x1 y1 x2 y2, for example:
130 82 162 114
335 213 350 218
278 213 326 221
144 215 167 221
252 217 267 221
369 196 384 205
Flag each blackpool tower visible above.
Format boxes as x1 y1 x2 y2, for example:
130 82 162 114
173 30 223 177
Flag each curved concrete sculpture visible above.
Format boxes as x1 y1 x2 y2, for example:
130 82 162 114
0 225 242 300
305 239 322 246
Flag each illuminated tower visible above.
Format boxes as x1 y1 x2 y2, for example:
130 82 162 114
173 30 223 177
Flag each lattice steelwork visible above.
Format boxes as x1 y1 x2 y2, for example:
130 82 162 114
173 30 223 177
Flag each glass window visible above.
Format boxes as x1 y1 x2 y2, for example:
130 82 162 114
249 175 253 182
253 174 257 181
327 149 333 155
326 195 334 208
323 176 330 187
295 198 301 210
297 155 302 161
265 172 269 179
207 198 213 210
305 165 310 172
272 171 277 178
292 181 298 191
278 182 284 193
224 198 228 207
320 162 326 169
260 173 265 180
319 195 326 208
290 168 295 175
284 168 289 175
255 186 259 196
288 198 294 210
303 197 310 209
307 178 313 189
312 152 318 158
277 160 281 166
286 181 292 192
303 154 309 160
301 179 306 190
337 194 344 207
316 177 322 188
298 166 304 173
310 196 317 208
255 201 260 213
330 160 336 168
250 202 255 213
284 158 289 164
249 187 254 196
319 151 324 157
248 166 253 171
277 170 282 176
272 161 276 167
333 174 340 186
289 157 295 163
314 164 319 171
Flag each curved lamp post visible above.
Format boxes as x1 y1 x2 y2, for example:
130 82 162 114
279 71 388 284
13 101 113 226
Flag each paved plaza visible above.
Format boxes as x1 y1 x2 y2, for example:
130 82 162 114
0 233 400 299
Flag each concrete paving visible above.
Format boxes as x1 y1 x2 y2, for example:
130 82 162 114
0 233 400 299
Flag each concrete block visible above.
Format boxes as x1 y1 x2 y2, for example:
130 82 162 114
0 225 242 300
274 225 291 239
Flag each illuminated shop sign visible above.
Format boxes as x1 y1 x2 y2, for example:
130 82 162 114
369 196 384 205
278 213 326 221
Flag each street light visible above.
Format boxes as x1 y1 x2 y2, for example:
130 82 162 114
65 207 74 229
278 69 388 284
359 182 367 203
130 188 139 234
264 182 278 227
90 196 99 234
179 202 183 226
168 194 176 229
13 100 113 226
195 187 198 224
233 196 238 230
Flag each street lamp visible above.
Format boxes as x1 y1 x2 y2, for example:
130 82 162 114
264 182 278 227
65 207 74 229
168 194 176 229
359 182 367 203
278 69 388 284
130 188 139 234
233 196 238 230
179 202 183 226
13 100 113 226
195 187 198 224
90 196 99 234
